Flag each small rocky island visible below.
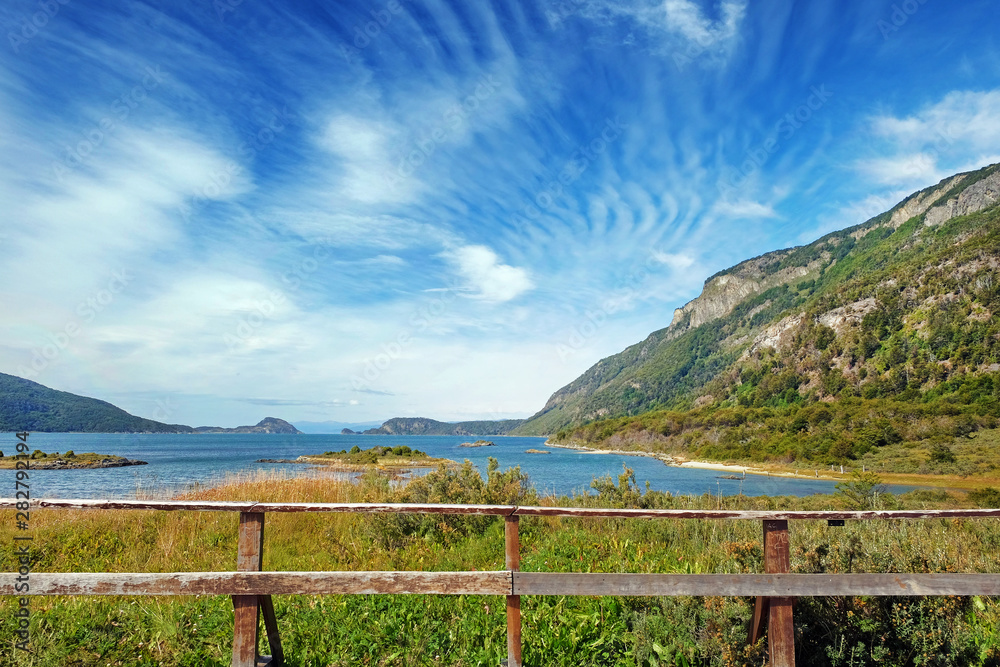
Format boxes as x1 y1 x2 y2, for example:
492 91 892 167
258 445 453 471
459 440 496 448
525 449 550 454
0 451 147 469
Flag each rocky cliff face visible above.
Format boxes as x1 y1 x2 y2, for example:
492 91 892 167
669 167 1000 338
670 256 824 332
924 170 1000 226
887 174 965 228
515 162 1000 436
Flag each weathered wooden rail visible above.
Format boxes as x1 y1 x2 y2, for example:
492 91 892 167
3 500 1000 667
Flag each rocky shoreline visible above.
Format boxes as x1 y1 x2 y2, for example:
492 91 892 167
22 458 148 470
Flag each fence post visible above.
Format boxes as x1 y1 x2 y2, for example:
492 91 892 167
233 511 266 667
505 514 522 667
763 519 795 667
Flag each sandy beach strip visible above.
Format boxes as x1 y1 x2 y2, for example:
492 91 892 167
544 440 839 480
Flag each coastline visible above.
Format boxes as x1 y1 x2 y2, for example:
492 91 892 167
542 440 998 489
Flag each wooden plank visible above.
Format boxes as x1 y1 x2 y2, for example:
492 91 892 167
505 516 521 667
764 520 794 667
0 571 515 596
749 595 768 645
259 595 284 666
510 507 1000 520
1 499 998 521
233 512 265 667
252 502 515 515
237 512 265 572
233 595 260 667
29 499 258 512
17 499 515 515
511 573 1000 597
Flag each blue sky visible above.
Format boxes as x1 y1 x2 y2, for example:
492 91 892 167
2 0 999 427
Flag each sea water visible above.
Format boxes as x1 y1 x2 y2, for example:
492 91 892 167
2 433 914 499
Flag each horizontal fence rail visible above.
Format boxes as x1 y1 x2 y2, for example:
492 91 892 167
5 498 1000 520
2 572 998 598
3 499 999 667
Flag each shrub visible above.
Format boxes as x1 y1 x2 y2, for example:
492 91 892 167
967 487 1000 508
928 443 956 464
375 458 536 545
835 470 887 510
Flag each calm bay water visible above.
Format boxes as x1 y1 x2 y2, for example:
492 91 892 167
3 433 912 499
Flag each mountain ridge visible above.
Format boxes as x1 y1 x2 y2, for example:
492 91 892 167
513 162 1000 437
361 416 525 436
0 373 300 434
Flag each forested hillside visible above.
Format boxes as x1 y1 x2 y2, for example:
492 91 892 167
363 417 525 436
0 373 191 433
516 164 1000 468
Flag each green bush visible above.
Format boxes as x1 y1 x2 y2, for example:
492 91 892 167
967 487 1000 508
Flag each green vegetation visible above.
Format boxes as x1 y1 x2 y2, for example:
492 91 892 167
2 466 1000 665
364 417 524 436
550 389 1000 472
0 372 190 433
520 169 1000 482
0 451 139 468
302 444 442 467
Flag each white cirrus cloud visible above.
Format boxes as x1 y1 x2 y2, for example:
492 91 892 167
712 199 778 219
588 0 747 49
446 245 534 303
861 89 1000 187
663 0 747 46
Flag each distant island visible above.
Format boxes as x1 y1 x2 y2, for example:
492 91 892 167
259 445 453 471
459 440 496 447
361 417 524 436
191 417 301 434
0 372 301 434
0 450 147 469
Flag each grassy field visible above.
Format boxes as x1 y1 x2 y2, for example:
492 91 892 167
2 464 1000 665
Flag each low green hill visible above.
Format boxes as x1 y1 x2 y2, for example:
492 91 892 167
0 373 192 433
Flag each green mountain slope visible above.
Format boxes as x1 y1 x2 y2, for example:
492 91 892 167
363 417 525 436
0 373 192 433
515 163 1000 439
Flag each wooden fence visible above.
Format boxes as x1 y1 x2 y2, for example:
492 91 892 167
3 499 1000 667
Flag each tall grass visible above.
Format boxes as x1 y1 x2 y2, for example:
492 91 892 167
1 465 999 665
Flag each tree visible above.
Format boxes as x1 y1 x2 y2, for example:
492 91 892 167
835 470 887 510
